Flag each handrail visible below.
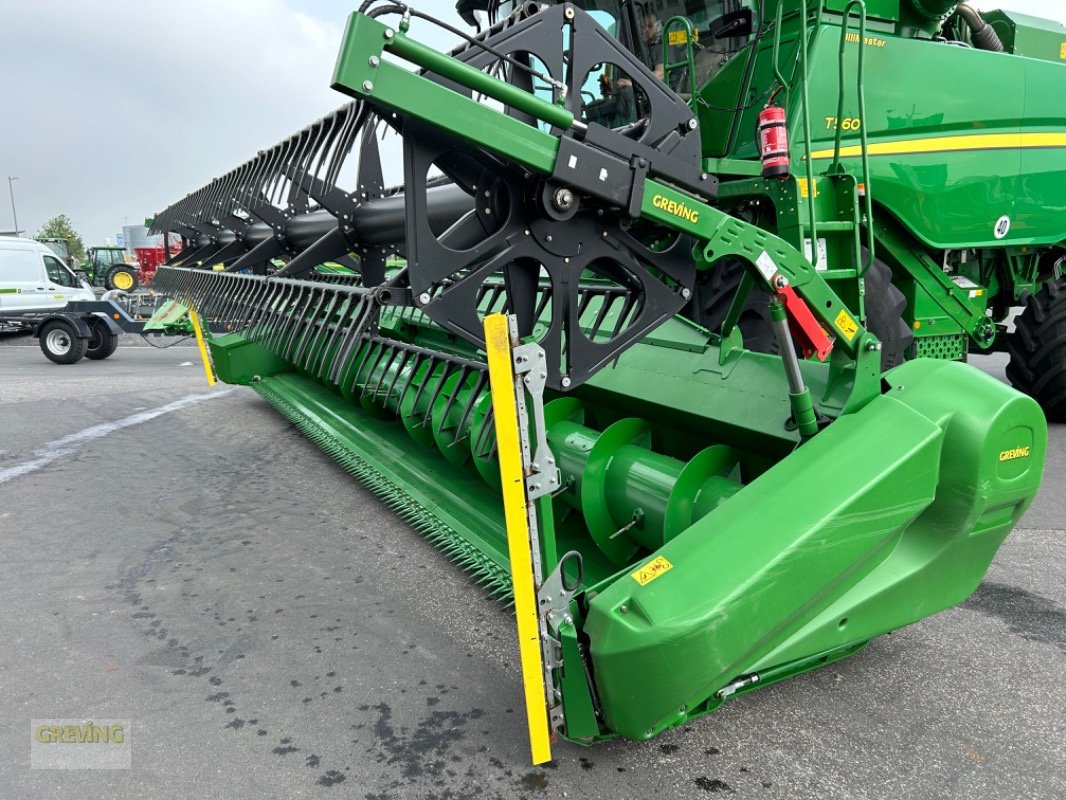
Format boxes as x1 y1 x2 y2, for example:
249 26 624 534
833 0 876 274
771 3 790 108
797 0 819 258
662 15 698 111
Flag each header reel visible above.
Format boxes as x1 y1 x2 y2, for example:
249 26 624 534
375 1 715 388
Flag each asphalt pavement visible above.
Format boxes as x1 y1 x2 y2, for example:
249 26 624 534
0 339 1063 799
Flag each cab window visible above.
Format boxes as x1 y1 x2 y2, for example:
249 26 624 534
632 1 755 91
0 249 42 282
43 255 78 288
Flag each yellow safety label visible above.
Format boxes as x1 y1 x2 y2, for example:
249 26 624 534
1060 42 1066 59
668 28 698 46
797 178 818 198
631 556 673 586
834 309 858 342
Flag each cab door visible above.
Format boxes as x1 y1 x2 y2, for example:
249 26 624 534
42 254 88 308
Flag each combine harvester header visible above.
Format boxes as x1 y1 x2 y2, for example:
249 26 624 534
149 0 1049 760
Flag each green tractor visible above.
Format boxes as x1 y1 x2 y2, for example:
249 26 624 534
83 246 139 292
146 0 1057 756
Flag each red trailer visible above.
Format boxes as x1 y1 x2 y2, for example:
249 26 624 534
135 246 173 285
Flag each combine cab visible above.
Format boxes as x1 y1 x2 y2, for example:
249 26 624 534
147 0 1051 758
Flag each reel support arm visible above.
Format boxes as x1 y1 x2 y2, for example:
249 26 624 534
332 8 882 406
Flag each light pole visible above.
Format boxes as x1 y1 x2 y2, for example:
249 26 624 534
7 176 19 236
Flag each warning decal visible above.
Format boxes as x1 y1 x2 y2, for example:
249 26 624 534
631 556 673 586
834 309 859 342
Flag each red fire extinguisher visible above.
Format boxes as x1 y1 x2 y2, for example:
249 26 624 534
758 105 790 179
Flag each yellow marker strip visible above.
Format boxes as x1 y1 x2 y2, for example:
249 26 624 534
483 313 552 766
187 304 216 387
809 131 1066 161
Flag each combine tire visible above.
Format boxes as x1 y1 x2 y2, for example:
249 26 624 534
106 265 139 292
686 255 911 371
1006 276 1066 421
686 258 778 353
38 320 88 364
863 257 912 371
85 318 119 360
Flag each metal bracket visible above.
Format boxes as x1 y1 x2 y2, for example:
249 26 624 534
537 550 583 731
512 342 561 500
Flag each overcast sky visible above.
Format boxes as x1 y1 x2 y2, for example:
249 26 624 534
1 1 1063 245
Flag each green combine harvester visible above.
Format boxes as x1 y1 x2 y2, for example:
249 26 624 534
148 0 1056 758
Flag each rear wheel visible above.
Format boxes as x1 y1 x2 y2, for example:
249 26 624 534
106 264 138 292
85 318 119 360
1006 276 1066 421
686 255 911 372
38 320 88 364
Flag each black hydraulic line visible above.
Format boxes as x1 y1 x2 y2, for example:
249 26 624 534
954 4 1005 52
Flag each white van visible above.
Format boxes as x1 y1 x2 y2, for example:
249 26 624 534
0 236 95 314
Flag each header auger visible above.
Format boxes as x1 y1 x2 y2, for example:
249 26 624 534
149 0 1052 759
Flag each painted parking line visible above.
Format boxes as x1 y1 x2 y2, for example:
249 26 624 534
0 389 233 485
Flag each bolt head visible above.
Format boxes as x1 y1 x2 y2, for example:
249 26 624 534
362 80 374 92
561 376 571 388
688 118 698 130
368 56 380 67
681 287 691 299
384 28 394 39
417 292 431 305
552 187 575 211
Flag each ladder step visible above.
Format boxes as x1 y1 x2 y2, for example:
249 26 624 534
809 221 856 233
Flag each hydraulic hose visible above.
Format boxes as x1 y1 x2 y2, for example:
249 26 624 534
954 3 1005 52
